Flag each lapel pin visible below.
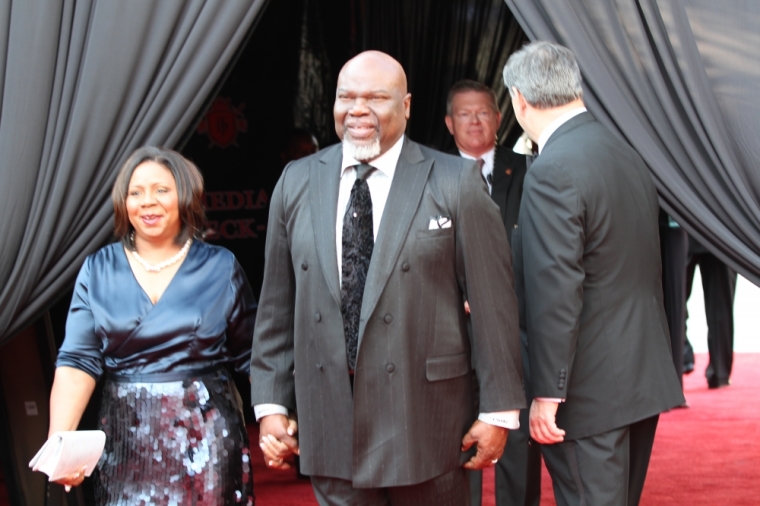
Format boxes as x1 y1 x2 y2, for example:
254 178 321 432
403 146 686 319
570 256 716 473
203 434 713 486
505 168 512 176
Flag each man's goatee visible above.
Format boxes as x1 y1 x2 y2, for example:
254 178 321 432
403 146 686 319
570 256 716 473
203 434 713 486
343 138 381 162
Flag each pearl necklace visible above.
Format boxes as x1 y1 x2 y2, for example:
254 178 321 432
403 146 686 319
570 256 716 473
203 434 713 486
130 235 192 273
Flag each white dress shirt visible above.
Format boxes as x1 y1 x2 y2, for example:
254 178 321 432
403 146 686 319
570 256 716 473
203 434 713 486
256 135 519 429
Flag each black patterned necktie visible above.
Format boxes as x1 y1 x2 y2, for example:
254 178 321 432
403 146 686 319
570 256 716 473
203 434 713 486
341 163 376 371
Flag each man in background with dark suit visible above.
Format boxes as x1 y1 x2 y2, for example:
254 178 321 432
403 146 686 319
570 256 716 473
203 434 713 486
445 80 539 506
659 209 689 396
683 236 736 388
445 80 527 239
251 50 525 505
503 41 684 506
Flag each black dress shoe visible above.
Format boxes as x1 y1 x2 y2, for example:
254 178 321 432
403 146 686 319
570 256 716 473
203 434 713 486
683 362 694 374
707 378 730 389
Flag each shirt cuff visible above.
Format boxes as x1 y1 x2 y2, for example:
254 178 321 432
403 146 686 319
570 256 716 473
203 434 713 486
253 403 288 421
478 410 520 429
535 397 565 403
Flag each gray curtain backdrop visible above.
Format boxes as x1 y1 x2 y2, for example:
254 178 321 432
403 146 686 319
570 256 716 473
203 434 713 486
0 0 268 346
505 0 760 285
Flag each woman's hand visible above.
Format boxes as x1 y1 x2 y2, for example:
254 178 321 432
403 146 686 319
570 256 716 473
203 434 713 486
260 434 292 465
258 414 299 469
52 465 88 492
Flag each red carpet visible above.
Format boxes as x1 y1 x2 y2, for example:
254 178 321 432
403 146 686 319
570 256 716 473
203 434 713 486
249 353 760 505
638 353 760 506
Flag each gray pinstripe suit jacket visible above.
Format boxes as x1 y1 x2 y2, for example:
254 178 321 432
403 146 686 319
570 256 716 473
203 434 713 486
250 138 524 488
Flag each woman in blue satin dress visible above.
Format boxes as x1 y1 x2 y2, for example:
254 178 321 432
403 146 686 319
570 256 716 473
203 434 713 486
47 147 257 505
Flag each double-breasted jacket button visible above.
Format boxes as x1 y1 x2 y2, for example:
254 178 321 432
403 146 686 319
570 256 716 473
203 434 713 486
314 312 321 322
401 262 410 272
386 363 395 373
383 314 393 324
301 262 308 270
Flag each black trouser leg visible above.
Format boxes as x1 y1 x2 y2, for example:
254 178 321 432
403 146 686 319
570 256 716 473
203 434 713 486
660 226 688 385
698 254 736 386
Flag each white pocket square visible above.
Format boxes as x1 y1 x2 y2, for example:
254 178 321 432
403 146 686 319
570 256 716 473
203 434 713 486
429 216 452 229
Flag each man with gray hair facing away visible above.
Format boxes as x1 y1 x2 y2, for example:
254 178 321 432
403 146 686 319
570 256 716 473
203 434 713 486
503 41 684 505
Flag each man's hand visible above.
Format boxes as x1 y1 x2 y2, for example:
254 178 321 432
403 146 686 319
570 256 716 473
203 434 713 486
529 399 565 444
461 420 508 470
258 414 299 469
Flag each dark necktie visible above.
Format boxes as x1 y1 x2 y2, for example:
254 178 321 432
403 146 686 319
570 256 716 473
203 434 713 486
341 163 375 371
476 158 492 188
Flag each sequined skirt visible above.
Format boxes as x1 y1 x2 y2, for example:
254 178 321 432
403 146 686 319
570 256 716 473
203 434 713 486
93 369 254 505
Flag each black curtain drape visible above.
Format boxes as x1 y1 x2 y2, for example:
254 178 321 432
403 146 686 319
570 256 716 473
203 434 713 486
292 0 340 147
291 0 527 151
0 0 269 346
365 0 528 149
505 0 760 285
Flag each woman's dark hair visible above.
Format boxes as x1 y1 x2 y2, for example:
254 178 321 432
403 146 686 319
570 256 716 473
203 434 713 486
112 146 205 249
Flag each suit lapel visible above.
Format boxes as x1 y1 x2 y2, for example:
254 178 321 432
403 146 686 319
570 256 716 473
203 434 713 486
311 145 343 308
358 139 431 342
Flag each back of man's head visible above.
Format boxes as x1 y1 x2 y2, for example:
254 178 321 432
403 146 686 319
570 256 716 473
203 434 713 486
502 41 583 109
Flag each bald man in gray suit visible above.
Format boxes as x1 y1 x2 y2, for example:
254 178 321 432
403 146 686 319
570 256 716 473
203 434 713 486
250 51 524 505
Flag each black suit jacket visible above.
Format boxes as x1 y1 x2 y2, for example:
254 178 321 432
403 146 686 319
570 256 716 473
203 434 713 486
512 112 684 440
251 138 525 487
490 146 527 245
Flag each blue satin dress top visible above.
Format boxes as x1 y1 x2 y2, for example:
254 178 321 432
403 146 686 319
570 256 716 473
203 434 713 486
56 241 257 506
57 240 256 379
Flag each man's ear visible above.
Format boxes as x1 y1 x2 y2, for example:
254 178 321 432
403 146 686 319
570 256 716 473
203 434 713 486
444 115 455 136
511 87 527 115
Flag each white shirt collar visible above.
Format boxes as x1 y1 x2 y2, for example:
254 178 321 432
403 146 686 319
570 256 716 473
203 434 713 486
341 134 405 180
458 147 495 177
458 146 495 164
537 107 587 154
